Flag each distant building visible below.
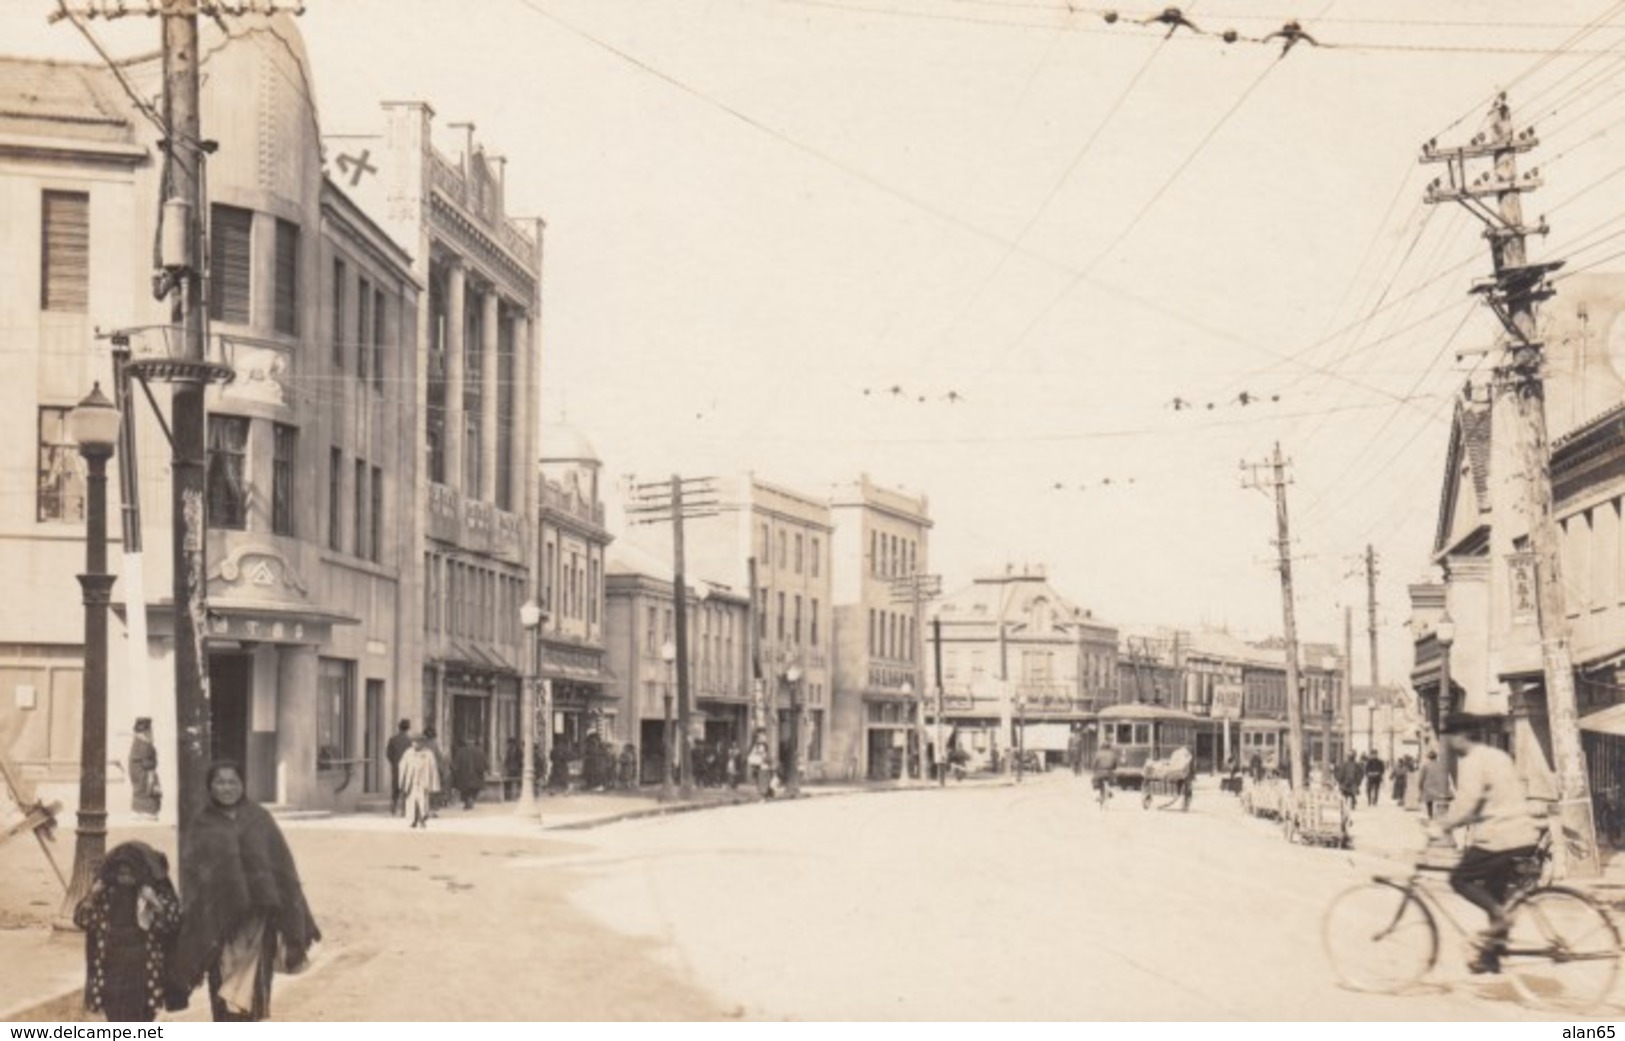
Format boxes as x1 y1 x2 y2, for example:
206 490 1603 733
829 475 933 780
536 426 612 755
935 566 1115 771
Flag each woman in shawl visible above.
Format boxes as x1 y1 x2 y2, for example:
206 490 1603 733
167 761 320 1022
74 841 181 1022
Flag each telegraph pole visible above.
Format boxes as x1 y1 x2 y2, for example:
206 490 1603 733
626 475 719 800
1243 444 1305 791
890 570 941 781
1422 95 1598 877
1344 604 1354 756
933 615 946 787
1364 544 1380 692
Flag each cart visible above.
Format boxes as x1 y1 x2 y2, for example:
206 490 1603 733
1241 776 1290 820
1140 751 1194 812
1282 784 1351 847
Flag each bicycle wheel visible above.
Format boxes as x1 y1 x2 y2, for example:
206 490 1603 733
1321 881 1438 994
1503 886 1621 1013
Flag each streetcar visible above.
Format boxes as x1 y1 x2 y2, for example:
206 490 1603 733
1092 703 1203 789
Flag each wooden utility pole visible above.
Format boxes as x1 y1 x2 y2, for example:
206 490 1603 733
626 475 719 801
890 571 941 780
1364 544 1380 692
1244 444 1305 791
1422 95 1597 876
1344 604 1354 756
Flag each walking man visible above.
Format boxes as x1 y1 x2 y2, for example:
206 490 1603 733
385 719 412 817
1364 751 1386 807
398 734 439 829
452 736 489 810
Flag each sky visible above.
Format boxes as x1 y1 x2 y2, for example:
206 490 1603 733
6 0 1624 684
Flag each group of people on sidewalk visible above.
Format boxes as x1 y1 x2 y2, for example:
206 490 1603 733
76 761 319 1023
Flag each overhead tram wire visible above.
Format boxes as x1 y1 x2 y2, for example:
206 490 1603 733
938 1 1615 33
984 51 1282 371
919 30 1172 370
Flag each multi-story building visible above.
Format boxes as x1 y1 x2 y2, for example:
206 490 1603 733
1411 272 1625 799
829 475 933 780
0 17 423 814
338 101 543 777
675 475 835 779
936 566 1115 771
604 544 749 784
537 425 612 752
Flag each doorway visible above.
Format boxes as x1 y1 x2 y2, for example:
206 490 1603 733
364 680 384 794
208 652 253 792
452 694 487 756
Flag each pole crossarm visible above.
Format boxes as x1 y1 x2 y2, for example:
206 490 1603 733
49 1 306 20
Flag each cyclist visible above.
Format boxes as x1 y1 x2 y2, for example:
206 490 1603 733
1427 711 1544 975
1091 740 1121 802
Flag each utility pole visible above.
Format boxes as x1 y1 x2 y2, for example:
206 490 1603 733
626 475 719 800
1422 94 1598 877
1364 543 1390 763
932 615 945 787
1243 444 1305 792
890 570 941 781
1344 604 1354 756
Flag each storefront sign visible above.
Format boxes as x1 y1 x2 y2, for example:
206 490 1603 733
1212 684 1244 720
1507 552 1537 625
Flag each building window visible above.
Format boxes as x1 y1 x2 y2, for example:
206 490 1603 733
331 260 346 369
373 286 387 392
589 559 600 625
209 204 252 324
40 190 89 313
810 538 821 578
646 605 657 649
871 530 879 576
778 530 787 569
794 534 803 574
272 423 296 536
808 708 824 762
426 268 448 484
369 464 383 564
274 218 300 336
811 598 820 647
36 407 84 522
463 294 484 499
353 460 367 559
317 658 355 764
328 448 343 550
758 587 768 639
495 310 515 511
793 594 803 644
777 592 785 641
760 523 770 561
356 276 372 381
206 415 249 530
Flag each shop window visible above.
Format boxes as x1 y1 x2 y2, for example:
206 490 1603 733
318 658 355 767
36 407 84 523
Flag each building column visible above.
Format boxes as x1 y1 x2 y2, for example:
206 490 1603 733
276 645 319 808
481 291 500 503
510 310 532 518
444 261 467 494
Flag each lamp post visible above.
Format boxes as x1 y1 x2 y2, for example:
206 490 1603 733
1016 694 1028 784
900 681 913 783
1436 613 1455 773
661 640 676 802
59 385 120 927
518 599 545 816
785 664 803 797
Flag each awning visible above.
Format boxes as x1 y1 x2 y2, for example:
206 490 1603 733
1580 703 1625 737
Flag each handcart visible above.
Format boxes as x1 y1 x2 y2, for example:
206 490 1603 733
1283 784 1351 847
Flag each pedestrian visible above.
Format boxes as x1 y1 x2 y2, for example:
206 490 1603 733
1068 728 1084 777
452 736 488 810
619 743 638 790
384 719 412 817
503 737 522 800
1248 751 1264 784
548 740 571 793
1364 752 1386 807
1336 753 1362 810
422 726 448 816
167 761 320 1022
747 737 768 795
74 841 181 1022
127 718 161 819
724 741 740 790
398 734 439 829
1419 749 1452 818
1391 755 1411 805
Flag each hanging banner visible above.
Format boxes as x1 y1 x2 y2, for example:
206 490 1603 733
1507 552 1538 625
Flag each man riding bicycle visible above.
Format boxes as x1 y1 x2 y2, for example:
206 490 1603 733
1091 740 1121 799
1427 711 1543 975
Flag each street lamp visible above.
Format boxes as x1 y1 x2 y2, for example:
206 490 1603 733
784 663 803 797
518 599 545 816
59 384 120 928
661 640 677 802
1016 694 1028 784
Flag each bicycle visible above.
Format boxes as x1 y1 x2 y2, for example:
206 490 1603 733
1321 827 1622 1012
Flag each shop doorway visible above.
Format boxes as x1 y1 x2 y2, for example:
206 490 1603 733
452 694 487 755
867 729 901 780
208 652 256 796
640 719 667 785
364 680 384 794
